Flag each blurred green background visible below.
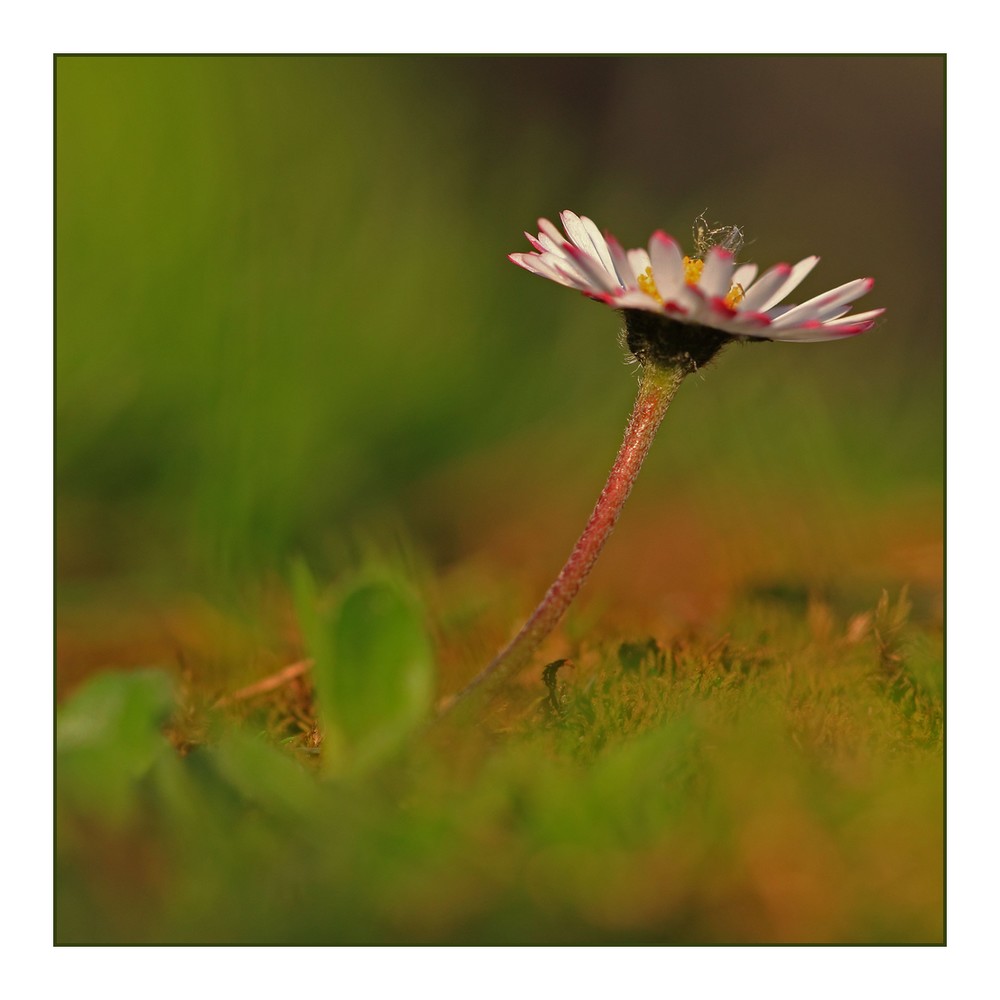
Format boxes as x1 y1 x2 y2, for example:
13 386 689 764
56 55 943 693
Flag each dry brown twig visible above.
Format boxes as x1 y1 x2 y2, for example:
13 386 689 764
214 659 314 708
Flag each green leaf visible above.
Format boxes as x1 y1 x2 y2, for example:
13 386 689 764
208 728 323 821
292 560 434 774
291 558 347 769
57 667 176 826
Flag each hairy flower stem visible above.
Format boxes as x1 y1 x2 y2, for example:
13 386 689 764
447 361 686 708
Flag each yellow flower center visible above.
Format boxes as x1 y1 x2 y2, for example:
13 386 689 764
639 258 745 308
637 266 662 303
682 256 703 285
724 282 745 308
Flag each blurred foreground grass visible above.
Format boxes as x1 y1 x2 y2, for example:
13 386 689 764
57 571 941 944
56 56 943 944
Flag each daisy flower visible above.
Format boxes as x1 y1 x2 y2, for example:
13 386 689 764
509 210 883 352
446 210 882 710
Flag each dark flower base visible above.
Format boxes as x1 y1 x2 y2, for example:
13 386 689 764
623 309 734 373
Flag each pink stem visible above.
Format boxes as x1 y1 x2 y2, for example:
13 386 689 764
451 363 686 704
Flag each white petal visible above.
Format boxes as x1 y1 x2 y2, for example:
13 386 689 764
508 251 544 274
537 248 588 283
606 234 638 290
755 256 820 312
768 302 851 323
766 324 864 343
812 303 853 322
665 281 708 321
725 315 775 339
739 263 793 311
549 257 602 291
537 231 571 258
560 210 594 253
627 248 651 280
508 252 577 289
537 217 565 246
731 263 758 289
698 247 736 299
579 215 619 282
649 232 685 299
616 289 663 311
561 243 620 293
515 250 597 292
768 277 874 328
767 307 883 342
556 211 620 289
822 308 884 327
